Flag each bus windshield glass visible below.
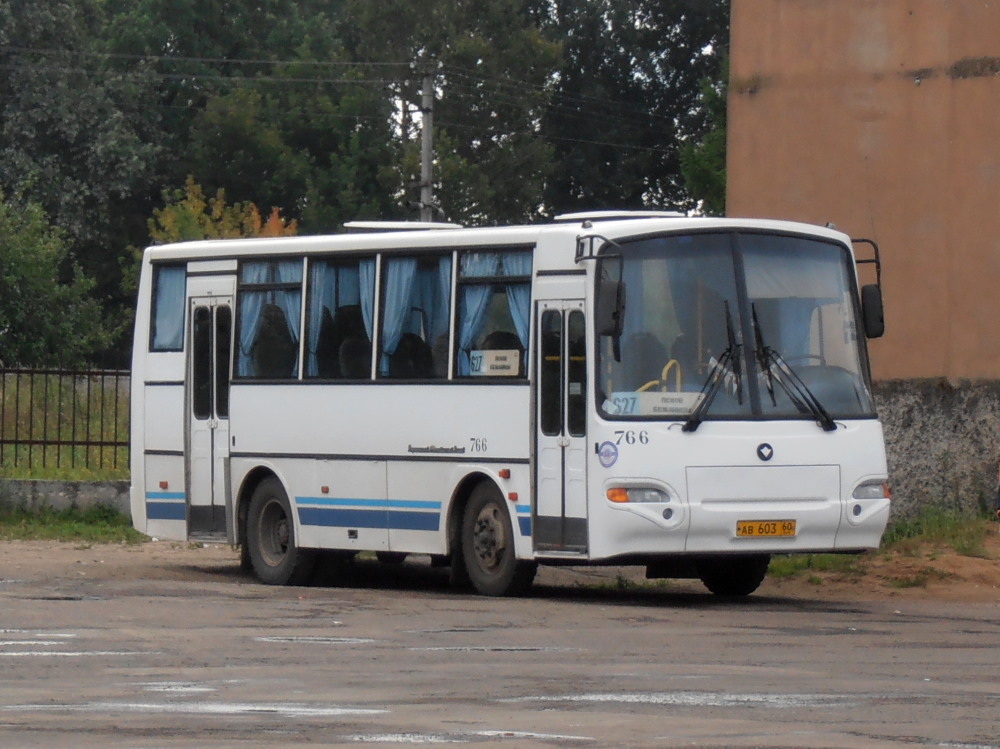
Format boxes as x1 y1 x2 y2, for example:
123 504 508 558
597 232 875 422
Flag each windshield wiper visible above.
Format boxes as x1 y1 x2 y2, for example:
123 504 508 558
683 302 742 433
752 303 836 432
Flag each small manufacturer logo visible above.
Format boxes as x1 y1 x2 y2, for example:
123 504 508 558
598 441 619 468
756 443 774 462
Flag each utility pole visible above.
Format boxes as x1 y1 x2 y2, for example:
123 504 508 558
419 70 435 222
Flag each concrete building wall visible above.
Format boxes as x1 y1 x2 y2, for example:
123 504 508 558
728 0 1000 382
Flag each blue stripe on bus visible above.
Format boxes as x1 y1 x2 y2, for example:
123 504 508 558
514 505 531 536
146 500 186 520
297 507 440 532
146 491 186 500
297 497 441 510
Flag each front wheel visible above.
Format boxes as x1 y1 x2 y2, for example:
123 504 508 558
461 483 536 596
696 554 770 596
246 477 315 586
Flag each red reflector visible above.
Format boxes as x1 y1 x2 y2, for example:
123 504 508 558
159 481 168 490
321 486 329 494
508 493 518 502
499 469 511 479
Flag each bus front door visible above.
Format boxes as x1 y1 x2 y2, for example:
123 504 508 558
187 294 233 537
534 301 588 553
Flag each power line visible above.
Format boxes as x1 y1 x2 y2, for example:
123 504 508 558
0 46 697 157
2 44 689 133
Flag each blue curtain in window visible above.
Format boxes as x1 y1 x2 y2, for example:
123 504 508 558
237 262 270 376
274 260 303 378
501 253 531 348
151 266 186 351
380 258 418 374
410 257 452 341
306 261 367 376
435 257 453 339
457 253 499 375
360 259 376 341
306 260 332 376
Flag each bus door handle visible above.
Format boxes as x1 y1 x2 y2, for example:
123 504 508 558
558 436 570 447
208 418 219 429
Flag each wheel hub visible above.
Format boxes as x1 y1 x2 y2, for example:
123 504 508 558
472 505 506 571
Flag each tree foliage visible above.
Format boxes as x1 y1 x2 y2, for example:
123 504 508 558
149 177 298 243
0 0 159 314
0 193 111 367
536 0 730 214
0 0 730 364
681 56 728 216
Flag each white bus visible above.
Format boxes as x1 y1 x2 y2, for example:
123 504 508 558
130 211 891 596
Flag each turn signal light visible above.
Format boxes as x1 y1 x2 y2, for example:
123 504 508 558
607 487 671 503
607 488 629 503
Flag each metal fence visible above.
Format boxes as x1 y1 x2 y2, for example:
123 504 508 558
0 368 130 473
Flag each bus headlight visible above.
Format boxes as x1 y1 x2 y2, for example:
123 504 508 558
607 487 670 504
848 480 891 526
852 480 891 500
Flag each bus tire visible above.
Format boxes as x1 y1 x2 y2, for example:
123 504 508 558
696 554 770 596
461 482 536 596
247 477 315 586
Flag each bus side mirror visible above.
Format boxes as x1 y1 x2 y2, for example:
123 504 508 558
861 284 884 339
596 280 626 337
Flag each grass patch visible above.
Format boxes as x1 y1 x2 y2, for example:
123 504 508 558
0 504 146 544
769 552 865 579
769 506 994 583
881 506 991 558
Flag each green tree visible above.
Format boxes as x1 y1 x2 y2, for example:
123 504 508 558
105 0 401 232
0 193 112 367
537 0 730 214
0 1 160 319
680 56 728 215
341 0 562 224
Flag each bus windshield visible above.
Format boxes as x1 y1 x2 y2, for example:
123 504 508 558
597 232 875 423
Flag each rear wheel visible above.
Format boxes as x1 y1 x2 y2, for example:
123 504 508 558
246 477 315 586
461 482 536 596
696 554 770 596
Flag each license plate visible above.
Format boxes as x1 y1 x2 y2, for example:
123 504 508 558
736 519 797 538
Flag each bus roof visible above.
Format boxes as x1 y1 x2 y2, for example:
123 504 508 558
141 212 852 263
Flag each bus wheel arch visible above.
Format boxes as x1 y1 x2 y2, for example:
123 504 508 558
239 470 315 586
445 473 488 588
457 478 536 596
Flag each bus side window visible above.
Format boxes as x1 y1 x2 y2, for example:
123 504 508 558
150 264 186 352
455 250 532 378
305 258 375 380
379 255 451 380
236 259 303 379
